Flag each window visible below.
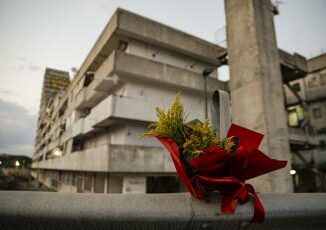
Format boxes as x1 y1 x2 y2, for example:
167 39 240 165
83 72 94 87
308 77 318 88
118 40 128 51
312 107 322 119
321 73 326 86
287 105 305 127
146 176 182 193
72 138 85 152
291 82 301 92
288 110 298 127
71 173 76 186
320 140 326 150
76 175 83 192
84 174 93 192
94 173 105 193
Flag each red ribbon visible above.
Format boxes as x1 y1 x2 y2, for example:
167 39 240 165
195 176 265 223
156 124 287 223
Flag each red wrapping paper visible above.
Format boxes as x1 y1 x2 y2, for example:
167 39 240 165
156 124 287 223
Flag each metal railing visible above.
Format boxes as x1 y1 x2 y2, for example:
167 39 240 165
0 191 326 229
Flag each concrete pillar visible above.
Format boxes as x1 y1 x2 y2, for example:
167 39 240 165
225 0 292 192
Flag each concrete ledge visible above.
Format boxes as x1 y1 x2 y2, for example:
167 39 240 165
114 51 222 93
0 192 326 229
108 144 175 173
32 145 110 172
308 53 326 72
116 9 225 65
32 144 175 173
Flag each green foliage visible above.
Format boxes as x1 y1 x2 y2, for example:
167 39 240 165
143 94 240 160
144 94 225 158
183 119 218 157
143 94 187 145
220 136 239 153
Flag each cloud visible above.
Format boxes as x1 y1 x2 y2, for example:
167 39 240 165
15 55 42 72
0 98 36 156
0 89 15 95
17 63 41 72
16 56 27 62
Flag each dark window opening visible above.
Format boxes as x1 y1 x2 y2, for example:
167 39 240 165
83 72 94 87
118 40 128 51
59 122 66 136
146 176 184 193
94 173 106 193
72 138 85 152
58 100 68 117
321 73 326 85
79 108 90 118
320 140 326 150
291 82 301 92
84 174 93 192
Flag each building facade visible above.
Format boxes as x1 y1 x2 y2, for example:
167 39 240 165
284 53 326 192
32 9 228 193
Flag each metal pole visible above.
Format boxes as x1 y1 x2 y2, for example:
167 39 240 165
204 75 208 119
202 68 213 119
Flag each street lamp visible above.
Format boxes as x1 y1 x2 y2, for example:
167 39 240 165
290 169 297 175
202 68 214 119
53 148 63 157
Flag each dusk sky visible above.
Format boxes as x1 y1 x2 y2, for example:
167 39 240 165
0 0 325 156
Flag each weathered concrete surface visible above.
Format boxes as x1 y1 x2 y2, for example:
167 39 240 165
308 53 326 72
279 49 308 73
1 191 326 229
116 9 225 65
225 0 292 193
32 144 176 173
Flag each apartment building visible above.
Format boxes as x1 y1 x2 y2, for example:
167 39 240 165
284 53 326 192
32 9 228 193
33 7 326 194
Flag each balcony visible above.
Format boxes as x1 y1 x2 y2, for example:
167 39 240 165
74 49 223 113
32 144 172 173
288 127 319 150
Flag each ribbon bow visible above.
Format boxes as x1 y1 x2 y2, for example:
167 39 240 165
156 124 287 223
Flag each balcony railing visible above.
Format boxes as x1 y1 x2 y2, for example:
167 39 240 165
0 191 326 229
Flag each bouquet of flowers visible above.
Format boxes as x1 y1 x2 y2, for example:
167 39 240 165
143 95 287 223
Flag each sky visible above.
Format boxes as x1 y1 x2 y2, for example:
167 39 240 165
0 0 325 156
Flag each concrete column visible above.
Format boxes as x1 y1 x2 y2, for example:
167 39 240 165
225 0 292 192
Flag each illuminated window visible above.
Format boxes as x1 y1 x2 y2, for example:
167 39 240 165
288 109 299 127
287 105 305 127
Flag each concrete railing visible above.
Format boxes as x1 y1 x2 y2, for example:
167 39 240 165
0 192 326 229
